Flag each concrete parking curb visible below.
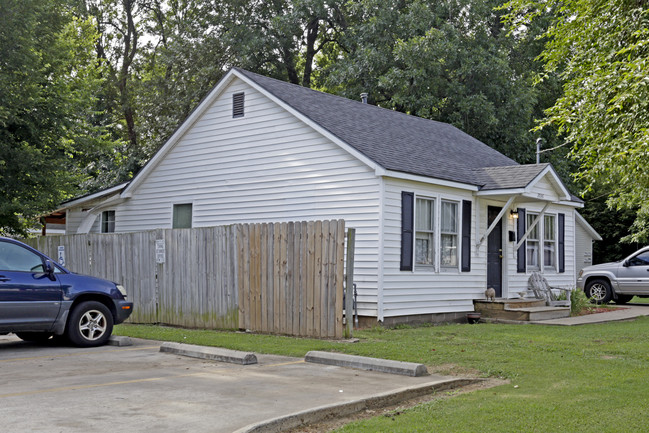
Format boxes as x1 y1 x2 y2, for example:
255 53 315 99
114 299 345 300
305 351 428 377
234 377 480 433
108 336 133 346
159 342 258 365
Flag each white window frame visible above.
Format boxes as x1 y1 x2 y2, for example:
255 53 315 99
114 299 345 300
440 200 459 270
172 203 193 229
415 197 435 270
412 194 463 273
101 210 116 233
543 214 557 270
526 212 557 272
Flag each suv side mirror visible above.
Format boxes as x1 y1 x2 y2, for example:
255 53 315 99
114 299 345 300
623 260 630 267
44 259 56 280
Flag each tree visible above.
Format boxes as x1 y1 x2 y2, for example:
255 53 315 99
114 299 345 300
504 0 649 242
316 0 566 169
0 0 118 236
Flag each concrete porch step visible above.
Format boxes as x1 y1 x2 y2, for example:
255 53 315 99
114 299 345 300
473 299 571 321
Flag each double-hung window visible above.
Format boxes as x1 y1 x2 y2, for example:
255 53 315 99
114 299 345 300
401 191 471 273
526 213 540 270
440 201 458 268
101 210 115 233
526 213 556 271
543 215 556 268
415 198 435 268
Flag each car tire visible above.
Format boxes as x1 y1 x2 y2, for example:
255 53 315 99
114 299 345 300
15 332 53 342
614 294 634 305
585 279 612 304
66 301 113 347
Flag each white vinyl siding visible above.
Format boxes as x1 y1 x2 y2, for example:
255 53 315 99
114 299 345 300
383 178 479 318
114 77 381 316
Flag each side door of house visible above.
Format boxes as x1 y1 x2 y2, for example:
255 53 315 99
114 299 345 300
487 206 503 297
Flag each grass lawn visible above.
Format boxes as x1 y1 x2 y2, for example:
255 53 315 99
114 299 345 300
116 314 649 432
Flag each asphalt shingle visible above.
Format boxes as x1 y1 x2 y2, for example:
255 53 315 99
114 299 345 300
236 68 518 186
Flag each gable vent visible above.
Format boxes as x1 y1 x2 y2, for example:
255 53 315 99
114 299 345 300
232 92 245 118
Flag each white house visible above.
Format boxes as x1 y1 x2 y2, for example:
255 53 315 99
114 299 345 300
49 68 600 325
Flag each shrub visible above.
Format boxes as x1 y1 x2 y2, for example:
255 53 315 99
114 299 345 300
571 287 590 315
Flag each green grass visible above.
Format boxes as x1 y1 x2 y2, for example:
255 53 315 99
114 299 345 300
116 318 649 432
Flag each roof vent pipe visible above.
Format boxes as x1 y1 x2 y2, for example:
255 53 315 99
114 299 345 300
360 93 368 104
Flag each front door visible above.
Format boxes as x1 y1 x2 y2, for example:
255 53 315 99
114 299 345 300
487 206 503 297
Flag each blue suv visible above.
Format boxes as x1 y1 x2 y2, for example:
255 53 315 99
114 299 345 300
0 237 133 347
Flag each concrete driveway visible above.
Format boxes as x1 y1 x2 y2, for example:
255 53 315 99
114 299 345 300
0 335 470 433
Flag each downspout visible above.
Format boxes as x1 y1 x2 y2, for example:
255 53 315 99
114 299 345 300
377 176 385 323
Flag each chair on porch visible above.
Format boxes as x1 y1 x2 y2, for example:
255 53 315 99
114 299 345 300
527 272 572 307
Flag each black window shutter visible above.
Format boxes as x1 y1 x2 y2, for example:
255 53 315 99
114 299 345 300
461 200 472 272
517 208 526 273
558 213 565 273
232 92 245 118
400 192 414 271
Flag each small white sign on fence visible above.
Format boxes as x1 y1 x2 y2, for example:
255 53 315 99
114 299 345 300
57 246 66 266
155 239 166 264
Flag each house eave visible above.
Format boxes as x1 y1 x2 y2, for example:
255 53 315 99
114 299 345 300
383 170 479 191
55 182 129 212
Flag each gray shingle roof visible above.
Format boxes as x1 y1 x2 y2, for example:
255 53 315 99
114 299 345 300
472 164 550 190
236 68 518 186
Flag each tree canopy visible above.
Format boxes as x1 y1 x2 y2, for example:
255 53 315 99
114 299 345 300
9 0 640 241
0 0 118 236
505 0 649 241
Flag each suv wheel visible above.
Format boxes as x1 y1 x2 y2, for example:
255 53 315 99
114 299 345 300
66 301 113 347
585 279 612 304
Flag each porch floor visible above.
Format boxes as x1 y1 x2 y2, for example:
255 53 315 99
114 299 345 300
473 298 571 322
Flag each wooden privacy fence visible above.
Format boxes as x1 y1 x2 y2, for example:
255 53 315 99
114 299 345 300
238 220 345 339
24 220 345 338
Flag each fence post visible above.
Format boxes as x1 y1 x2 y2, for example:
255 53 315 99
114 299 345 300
344 228 355 339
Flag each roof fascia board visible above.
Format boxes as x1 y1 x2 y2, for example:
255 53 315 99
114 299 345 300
121 69 237 198
576 212 603 240
476 188 525 196
383 170 479 191
557 200 584 208
57 182 128 211
234 72 381 174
